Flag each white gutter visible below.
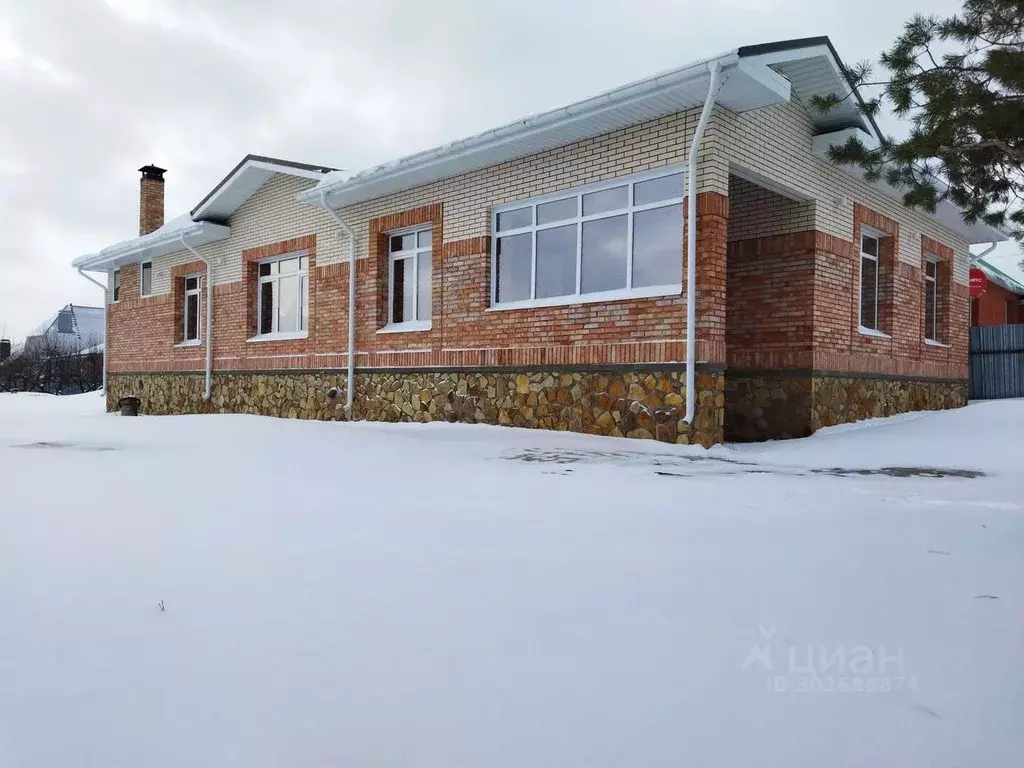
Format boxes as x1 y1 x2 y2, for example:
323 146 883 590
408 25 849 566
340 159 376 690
303 52 741 207
76 268 108 395
179 235 214 401
683 61 723 426
319 191 357 414
970 242 999 264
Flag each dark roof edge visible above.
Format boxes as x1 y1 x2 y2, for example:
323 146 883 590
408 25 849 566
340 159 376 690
738 35 884 141
190 153 336 219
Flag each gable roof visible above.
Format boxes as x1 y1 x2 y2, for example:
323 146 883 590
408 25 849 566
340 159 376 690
301 36 884 210
191 154 335 222
300 36 1003 245
74 155 333 271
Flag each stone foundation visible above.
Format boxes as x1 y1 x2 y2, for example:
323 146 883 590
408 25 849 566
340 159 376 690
725 371 968 442
107 367 726 446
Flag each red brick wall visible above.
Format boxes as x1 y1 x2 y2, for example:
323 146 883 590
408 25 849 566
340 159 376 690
727 210 967 379
107 193 728 373
972 281 1023 326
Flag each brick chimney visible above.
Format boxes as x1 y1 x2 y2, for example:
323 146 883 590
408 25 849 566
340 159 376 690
138 165 167 236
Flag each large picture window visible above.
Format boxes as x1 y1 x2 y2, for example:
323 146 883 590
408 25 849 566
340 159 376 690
859 232 880 331
491 168 685 309
387 225 432 329
257 253 308 337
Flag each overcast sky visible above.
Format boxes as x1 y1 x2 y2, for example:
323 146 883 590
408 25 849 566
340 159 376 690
0 0 1018 341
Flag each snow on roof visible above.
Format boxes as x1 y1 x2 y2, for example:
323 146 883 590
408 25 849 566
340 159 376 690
978 254 1024 295
25 304 105 350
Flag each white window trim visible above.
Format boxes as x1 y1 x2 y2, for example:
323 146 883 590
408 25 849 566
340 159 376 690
387 224 432 329
490 166 686 310
857 325 891 339
247 330 309 343
140 261 154 297
924 255 939 343
858 227 883 332
256 251 309 338
112 269 121 304
183 273 202 344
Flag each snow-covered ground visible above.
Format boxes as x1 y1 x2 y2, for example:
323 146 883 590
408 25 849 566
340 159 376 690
1 393 1021 767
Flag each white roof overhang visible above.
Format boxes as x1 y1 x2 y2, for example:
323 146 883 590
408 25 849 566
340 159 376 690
73 218 230 271
192 155 333 222
302 51 794 209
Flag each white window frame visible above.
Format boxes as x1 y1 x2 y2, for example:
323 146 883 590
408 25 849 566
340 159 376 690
489 166 686 311
383 224 432 333
924 256 939 342
140 261 153 297
112 269 120 303
182 274 202 345
254 251 309 341
857 228 884 335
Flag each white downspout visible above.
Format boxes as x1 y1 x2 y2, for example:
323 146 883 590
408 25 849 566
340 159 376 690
684 61 723 425
320 191 357 414
76 267 108 395
179 235 213 401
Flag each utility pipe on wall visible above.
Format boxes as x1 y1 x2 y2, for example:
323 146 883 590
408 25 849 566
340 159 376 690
179 235 214 401
969 242 999 264
683 60 723 426
76 268 108 395
320 191 357 414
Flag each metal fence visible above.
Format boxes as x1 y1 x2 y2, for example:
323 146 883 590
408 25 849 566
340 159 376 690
970 325 1024 399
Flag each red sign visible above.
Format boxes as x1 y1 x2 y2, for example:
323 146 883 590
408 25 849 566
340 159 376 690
970 267 988 297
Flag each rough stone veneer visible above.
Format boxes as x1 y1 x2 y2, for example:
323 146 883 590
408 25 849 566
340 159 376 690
106 368 726 446
724 372 967 442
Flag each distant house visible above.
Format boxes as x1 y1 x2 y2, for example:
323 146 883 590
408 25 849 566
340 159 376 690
972 259 1024 327
24 304 105 355
16 304 105 394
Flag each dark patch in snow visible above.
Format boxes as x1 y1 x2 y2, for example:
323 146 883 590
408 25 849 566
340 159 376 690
812 466 984 479
503 449 985 481
13 441 117 452
927 549 951 556
974 594 999 600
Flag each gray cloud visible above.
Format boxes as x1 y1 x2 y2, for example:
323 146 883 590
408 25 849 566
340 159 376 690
0 0 1012 341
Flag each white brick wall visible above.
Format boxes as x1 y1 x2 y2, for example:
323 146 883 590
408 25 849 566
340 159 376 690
713 99 973 284
137 175 343 295
123 97 976 296
727 176 815 242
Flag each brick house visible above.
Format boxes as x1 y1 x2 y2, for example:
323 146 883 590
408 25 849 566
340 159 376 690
73 37 1005 445
972 259 1024 326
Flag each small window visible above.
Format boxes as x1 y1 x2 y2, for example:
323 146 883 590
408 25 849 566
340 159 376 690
140 261 153 297
183 275 201 343
257 253 308 336
491 168 685 308
924 259 938 341
388 225 432 327
112 269 120 302
859 233 880 330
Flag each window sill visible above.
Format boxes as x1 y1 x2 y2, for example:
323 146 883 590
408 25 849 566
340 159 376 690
925 338 950 348
857 326 891 339
488 283 682 312
175 340 202 348
377 321 432 334
247 331 308 343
